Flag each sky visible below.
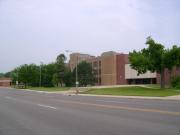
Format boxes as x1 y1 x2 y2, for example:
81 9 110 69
0 0 180 73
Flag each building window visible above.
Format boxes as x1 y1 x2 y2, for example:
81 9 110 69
99 61 101 67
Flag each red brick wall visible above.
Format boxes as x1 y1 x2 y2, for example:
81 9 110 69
157 67 180 85
0 82 11 87
0 78 11 87
116 54 129 85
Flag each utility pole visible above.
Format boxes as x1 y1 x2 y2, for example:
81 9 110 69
39 62 43 87
16 69 19 87
75 55 79 94
66 50 79 94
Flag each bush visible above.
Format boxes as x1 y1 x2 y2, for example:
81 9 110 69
171 76 180 88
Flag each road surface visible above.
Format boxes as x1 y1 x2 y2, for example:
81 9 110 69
0 87 180 135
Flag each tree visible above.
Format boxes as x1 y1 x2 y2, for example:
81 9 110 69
164 45 180 87
4 72 11 77
17 64 29 86
19 64 39 87
10 68 19 84
28 64 40 86
10 55 70 88
129 37 179 89
52 73 59 87
55 54 67 87
0 73 4 78
63 69 74 87
41 63 56 87
73 61 95 86
10 64 40 87
164 45 180 70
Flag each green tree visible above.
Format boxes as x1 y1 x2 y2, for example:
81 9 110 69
52 73 59 87
73 61 95 87
4 72 11 77
29 64 40 86
0 73 4 78
11 64 40 87
164 45 180 70
129 37 179 89
10 68 19 84
40 63 56 87
21 64 39 87
165 45 180 70
17 64 29 86
63 69 73 87
164 45 180 87
55 54 67 87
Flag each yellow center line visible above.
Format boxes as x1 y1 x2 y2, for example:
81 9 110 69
57 99 180 116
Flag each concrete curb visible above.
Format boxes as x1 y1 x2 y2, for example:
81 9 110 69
8 87 180 101
12 88 68 94
77 94 180 101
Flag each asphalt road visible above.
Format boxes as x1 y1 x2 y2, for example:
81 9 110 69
0 87 180 135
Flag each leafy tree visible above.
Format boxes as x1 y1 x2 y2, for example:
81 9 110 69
4 72 11 77
10 68 19 84
129 37 167 88
164 45 180 70
17 64 29 86
164 45 180 87
41 63 56 87
171 76 180 88
165 45 180 69
29 64 40 86
55 54 67 87
10 64 40 87
63 69 73 87
0 73 4 78
20 64 39 86
128 50 150 74
10 59 70 88
73 61 95 86
52 73 59 87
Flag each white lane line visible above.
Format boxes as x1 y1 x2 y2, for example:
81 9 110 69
37 104 57 110
5 96 57 110
5 96 32 104
5 96 13 99
5 96 16 100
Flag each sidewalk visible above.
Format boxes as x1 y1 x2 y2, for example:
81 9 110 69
10 87 180 101
58 88 180 101
77 94 180 101
62 88 180 101
165 95 180 100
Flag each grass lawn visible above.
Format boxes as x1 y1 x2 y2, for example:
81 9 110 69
82 86 180 97
26 87 70 92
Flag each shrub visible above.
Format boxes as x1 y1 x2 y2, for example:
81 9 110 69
171 76 180 88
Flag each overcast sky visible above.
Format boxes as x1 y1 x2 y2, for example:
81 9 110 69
0 0 180 73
